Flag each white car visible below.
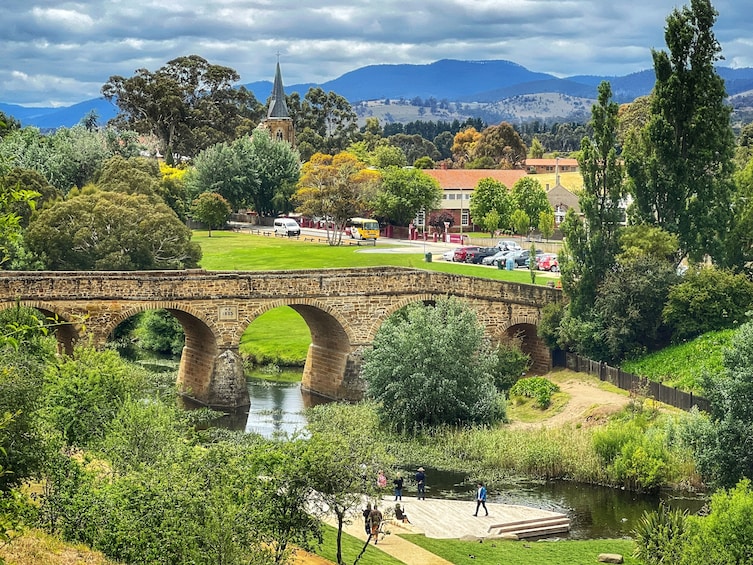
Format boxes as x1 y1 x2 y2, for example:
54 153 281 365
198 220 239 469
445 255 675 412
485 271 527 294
497 239 522 251
442 248 460 261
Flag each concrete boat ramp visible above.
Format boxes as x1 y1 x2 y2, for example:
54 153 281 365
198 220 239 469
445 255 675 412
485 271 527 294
371 496 570 540
325 495 570 540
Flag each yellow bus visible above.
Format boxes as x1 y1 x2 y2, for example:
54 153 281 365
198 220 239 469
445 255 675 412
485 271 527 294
345 217 380 240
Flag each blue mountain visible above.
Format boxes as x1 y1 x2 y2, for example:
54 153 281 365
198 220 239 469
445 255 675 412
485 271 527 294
4 59 753 129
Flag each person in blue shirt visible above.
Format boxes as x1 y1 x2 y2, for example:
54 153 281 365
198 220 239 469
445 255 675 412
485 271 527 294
474 481 488 516
415 467 426 500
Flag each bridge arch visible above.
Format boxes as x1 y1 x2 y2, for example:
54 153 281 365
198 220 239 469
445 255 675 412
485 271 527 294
503 316 550 374
243 299 357 399
105 302 247 408
0 301 79 355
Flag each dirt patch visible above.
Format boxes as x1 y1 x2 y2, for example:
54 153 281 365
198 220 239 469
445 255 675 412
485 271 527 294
508 373 632 430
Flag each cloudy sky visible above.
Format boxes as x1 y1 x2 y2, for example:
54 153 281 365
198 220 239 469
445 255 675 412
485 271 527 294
2 0 751 107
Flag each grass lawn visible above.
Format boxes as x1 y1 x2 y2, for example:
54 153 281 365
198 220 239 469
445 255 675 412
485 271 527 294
194 230 557 286
240 306 311 365
621 329 733 392
400 535 639 565
199 230 559 367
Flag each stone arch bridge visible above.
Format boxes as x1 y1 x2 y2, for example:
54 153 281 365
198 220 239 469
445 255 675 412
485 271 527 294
0 267 561 408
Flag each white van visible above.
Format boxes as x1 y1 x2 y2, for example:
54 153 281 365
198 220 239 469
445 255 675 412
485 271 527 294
273 217 301 237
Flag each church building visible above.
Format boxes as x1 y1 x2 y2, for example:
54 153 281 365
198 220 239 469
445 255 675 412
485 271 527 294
258 61 295 146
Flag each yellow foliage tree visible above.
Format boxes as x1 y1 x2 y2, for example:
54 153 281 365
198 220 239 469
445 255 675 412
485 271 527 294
294 152 380 245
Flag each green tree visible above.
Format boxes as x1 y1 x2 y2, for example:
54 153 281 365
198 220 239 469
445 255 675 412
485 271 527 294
0 126 113 193
510 177 552 231
511 209 530 236
136 310 185 356
95 155 161 196
726 157 753 273
0 307 56 490
103 55 263 163
294 152 380 245
687 322 753 488
372 167 441 226
529 137 545 159
560 81 624 317
362 297 505 431
185 130 300 215
624 0 735 263
617 224 679 264
191 192 231 236
386 133 440 165
538 210 555 240
468 177 512 233
305 402 389 565
474 121 527 169
676 480 753 564
372 145 407 169
481 209 501 238
25 189 201 270
589 256 678 362
289 88 359 157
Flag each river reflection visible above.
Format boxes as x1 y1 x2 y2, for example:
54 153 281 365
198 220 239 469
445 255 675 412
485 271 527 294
208 378 329 438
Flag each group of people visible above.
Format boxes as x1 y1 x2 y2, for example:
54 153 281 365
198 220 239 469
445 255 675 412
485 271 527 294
375 467 427 501
363 467 491 542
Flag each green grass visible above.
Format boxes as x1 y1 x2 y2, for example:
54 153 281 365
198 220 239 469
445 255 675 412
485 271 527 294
194 230 556 285
621 329 733 392
314 523 405 565
507 390 570 423
239 306 310 366
400 535 639 565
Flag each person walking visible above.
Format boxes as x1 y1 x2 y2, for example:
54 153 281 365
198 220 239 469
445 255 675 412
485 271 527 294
393 473 404 500
368 505 383 544
474 481 488 516
362 502 372 536
415 467 426 500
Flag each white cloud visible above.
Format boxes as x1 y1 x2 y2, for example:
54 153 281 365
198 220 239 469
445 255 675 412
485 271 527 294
0 0 750 106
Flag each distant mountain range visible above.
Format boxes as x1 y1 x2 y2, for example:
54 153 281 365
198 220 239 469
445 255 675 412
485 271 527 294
4 58 753 130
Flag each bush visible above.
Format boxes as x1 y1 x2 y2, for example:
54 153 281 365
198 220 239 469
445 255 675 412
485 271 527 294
492 340 530 392
592 417 675 491
362 297 505 431
663 267 753 342
633 503 689 565
509 377 559 408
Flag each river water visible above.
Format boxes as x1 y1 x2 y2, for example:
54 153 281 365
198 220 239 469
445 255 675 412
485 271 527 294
216 377 706 539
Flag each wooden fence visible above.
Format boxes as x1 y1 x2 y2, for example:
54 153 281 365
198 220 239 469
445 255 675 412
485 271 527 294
563 353 710 413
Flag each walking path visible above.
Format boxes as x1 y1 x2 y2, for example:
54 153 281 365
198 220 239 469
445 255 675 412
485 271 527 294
321 495 568 565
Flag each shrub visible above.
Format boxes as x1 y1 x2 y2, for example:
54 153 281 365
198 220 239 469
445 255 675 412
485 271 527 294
633 503 689 565
491 339 530 392
663 267 753 342
509 377 559 408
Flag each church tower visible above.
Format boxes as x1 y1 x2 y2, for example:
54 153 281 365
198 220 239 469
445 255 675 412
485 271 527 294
259 60 295 146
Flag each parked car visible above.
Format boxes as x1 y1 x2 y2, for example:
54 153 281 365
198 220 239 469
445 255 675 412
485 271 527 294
497 239 522 251
453 246 480 262
467 247 500 264
442 248 460 261
536 253 559 272
512 249 543 267
482 249 514 266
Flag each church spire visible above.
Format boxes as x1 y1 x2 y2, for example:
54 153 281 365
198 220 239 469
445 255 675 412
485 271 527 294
267 60 289 119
